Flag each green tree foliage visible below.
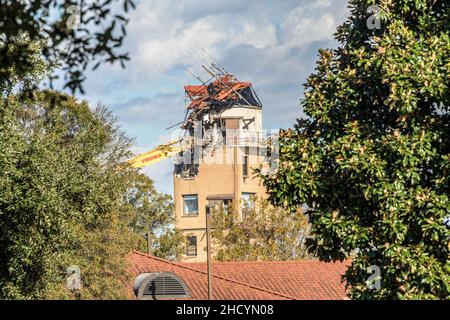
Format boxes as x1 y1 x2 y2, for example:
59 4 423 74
0 91 133 298
126 170 186 260
0 37 49 96
211 200 311 261
260 0 449 299
46 205 140 300
0 91 181 299
0 0 136 94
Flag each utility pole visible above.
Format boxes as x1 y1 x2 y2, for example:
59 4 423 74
205 205 213 300
146 231 152 255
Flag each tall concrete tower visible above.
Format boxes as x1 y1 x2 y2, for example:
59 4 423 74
173 72 267 262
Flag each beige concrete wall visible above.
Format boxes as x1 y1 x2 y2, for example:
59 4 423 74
174 107 267 262
175 157 266 262
220 106 263 132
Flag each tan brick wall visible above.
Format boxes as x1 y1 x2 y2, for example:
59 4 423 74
175 108 267 262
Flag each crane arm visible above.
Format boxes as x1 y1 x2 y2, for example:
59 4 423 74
128 139 188 168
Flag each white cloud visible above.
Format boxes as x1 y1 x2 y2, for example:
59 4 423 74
135 17 226 73
231 22 278 49
125 0 283 77
280 0 340 46
113 93 185 124
281 12 336 46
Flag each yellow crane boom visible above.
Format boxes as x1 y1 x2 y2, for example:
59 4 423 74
128 139 187 168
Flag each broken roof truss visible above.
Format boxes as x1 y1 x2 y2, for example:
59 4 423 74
181 54 262 130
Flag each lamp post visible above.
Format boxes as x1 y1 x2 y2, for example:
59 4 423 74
146 231 152 255
205 204 213 300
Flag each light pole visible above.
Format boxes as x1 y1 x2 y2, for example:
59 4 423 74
205 204 213 300
146 231 152 255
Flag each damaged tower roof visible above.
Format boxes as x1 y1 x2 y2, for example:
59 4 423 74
182 69 262 130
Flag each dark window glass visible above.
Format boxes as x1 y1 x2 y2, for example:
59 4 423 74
186 236 197 256
243 155 249 176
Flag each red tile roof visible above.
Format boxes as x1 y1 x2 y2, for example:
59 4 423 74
128 251 349 300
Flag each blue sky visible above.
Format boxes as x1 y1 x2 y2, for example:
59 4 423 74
77 0 350 195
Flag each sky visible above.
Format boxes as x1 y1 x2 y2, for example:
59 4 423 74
78 0 350 195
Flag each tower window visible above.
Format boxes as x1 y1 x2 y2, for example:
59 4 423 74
243 155 249 177
186 236 197 256
183 195 199 216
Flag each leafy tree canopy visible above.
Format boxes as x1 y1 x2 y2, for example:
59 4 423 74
212 200 312 262
261 0 449 299
0 0 136 94
0 91 181 299
126 170 186 260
